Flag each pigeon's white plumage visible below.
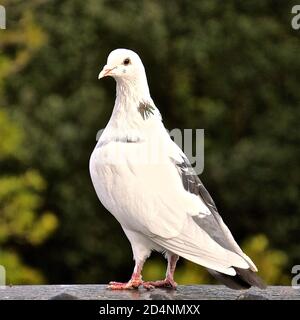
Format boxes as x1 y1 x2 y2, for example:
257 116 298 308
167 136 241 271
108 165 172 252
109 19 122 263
90 49 265 290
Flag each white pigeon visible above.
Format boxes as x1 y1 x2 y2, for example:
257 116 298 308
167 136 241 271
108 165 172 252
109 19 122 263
90 48 265 290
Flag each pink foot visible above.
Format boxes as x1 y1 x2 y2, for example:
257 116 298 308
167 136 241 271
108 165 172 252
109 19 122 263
143 278 177 289
107 279 142 290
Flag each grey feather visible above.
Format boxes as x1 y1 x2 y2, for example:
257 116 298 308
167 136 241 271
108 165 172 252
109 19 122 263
174 156 266 289
208 268 266 290
138 101 155 120
175 157 240 253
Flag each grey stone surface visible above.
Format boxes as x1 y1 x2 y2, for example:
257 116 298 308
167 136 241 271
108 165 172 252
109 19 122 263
0 285 299 300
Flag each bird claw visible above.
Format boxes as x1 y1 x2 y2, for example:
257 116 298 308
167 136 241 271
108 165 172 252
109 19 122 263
142 278 177 289
142 282 155 290
107 279 142 290
107 278 177 290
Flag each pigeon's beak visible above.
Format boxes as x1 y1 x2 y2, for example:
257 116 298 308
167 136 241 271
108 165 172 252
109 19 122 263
98 65 116 79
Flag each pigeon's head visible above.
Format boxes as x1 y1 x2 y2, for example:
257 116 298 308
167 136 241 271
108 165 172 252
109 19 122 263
98 49 146 82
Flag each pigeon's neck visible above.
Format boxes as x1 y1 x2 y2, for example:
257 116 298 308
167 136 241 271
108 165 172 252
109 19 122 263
107 76 160 130
100 76 164 145
115 76 150 112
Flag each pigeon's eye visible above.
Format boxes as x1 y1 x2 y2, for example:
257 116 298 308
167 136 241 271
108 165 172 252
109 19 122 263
123 58 131 66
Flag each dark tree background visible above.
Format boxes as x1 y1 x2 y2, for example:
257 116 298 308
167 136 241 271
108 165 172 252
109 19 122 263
0 0 299 285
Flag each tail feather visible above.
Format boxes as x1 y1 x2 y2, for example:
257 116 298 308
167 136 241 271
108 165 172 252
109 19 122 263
208 267 266 290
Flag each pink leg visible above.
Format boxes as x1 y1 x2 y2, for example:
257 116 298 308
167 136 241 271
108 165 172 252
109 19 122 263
144 254 179 289
108 261 144 290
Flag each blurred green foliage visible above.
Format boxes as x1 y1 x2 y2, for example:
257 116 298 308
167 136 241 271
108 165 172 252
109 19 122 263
0 109 58 284
242 234 289 285
0 0 299 285
0 0 57 284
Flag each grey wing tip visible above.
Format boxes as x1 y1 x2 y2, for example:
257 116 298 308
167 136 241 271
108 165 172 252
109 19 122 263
234 267 267 290
208 267 267 290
